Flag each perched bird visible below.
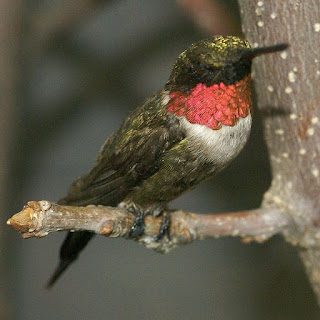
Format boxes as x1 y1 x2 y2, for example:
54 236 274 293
47 36 287 288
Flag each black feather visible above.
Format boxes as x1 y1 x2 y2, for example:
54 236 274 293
46 231 94 289
47 90 185 288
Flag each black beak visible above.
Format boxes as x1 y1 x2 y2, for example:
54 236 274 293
241 43 289 61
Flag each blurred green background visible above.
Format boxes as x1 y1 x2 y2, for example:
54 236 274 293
2 0 319 319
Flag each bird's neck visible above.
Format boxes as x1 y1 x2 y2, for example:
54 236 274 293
166 75 251 130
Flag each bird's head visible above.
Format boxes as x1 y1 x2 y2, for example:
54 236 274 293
166 35 287 91
165 36 288 129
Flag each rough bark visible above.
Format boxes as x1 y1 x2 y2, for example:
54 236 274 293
238 0 320 302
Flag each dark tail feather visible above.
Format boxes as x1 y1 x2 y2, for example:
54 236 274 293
46 259 73 289
46 231 94 289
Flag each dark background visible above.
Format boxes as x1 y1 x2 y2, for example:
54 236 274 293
2 1 320 319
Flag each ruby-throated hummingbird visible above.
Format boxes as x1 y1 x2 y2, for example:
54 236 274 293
47 36 287 288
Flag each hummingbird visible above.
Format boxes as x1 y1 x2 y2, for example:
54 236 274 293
47 36 287 288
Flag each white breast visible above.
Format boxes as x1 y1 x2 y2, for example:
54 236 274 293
180 115 252 164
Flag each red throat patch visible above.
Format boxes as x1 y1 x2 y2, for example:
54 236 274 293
166 75 251 130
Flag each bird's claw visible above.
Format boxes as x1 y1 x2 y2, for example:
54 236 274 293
129 213 145 239
155 213 171 241
128 207 171 241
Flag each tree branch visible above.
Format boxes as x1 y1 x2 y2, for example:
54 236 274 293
8 201 293 253
176 0 241 36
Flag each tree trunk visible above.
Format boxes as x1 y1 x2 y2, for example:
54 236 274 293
238 0 320 303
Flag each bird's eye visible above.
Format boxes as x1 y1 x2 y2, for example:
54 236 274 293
189 61 205 75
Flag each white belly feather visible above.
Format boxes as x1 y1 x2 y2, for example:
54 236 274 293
180 115 252 164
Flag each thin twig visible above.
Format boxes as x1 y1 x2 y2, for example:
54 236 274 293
8 200 292 253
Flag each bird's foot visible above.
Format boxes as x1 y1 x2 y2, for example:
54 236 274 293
129 212 145 239
155 212 171 241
